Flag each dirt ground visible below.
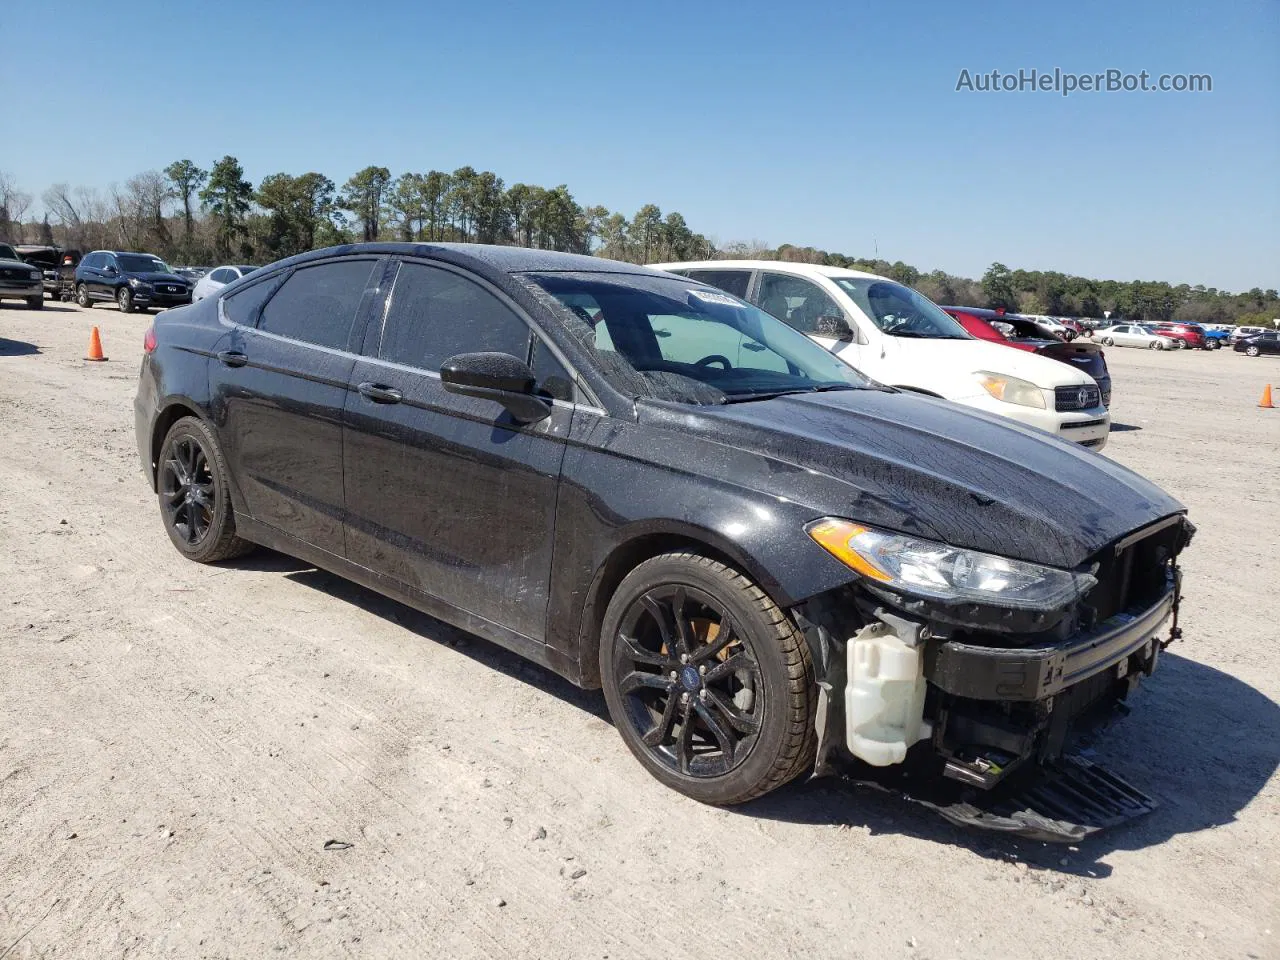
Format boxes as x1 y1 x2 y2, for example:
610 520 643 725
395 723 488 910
1 300 1277 960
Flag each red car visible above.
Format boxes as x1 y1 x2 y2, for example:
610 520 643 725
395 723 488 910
1149 323 1209 350
943 306 1113 406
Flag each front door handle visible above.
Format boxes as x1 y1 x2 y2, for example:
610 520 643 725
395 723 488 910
358 381 403 404
217 350 248 367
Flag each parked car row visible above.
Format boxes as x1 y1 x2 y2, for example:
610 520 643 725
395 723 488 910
652 261 1113 449
133 243 1195 836
941 306 1112 406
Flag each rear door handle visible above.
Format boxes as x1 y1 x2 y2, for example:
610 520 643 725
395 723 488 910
357 381 402 404
217 350 248 367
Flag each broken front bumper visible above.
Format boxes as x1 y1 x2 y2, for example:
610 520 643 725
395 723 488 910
798 577 1181 840
927 588 1175 702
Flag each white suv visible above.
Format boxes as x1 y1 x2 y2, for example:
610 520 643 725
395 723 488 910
654 261 1110 449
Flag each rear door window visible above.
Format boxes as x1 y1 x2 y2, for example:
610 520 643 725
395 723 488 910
378 261 532 372
257 259 378 351
683 269 751 299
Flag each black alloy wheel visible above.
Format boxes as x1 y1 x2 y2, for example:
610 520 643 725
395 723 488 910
157 417 254 563
161 434 215 547
614 583 763 779
600 552 816 805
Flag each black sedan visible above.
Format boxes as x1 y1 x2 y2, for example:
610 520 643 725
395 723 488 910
1234 330 1280 356
134 244 1192 829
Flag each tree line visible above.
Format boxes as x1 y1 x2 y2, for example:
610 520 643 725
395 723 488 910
1 164 1275 326
0 160 712 271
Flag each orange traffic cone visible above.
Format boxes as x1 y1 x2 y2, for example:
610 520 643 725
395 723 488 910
1261 384 1274 409
85 326 107 362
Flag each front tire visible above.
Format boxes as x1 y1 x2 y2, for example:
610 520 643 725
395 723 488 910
157 416 255 563
1247 345 1260 357
117 286 135 313
600 552 816 805
1148 340 1159 350
26 296 43 310
76 284 92 308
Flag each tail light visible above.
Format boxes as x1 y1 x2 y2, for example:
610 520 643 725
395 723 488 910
143 326 157 354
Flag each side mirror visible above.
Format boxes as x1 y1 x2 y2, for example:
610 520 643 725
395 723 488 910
104 265 118 275
440 352 552 424
815 314 854 342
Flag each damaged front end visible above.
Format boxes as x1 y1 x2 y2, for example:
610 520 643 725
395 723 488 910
795 513 1194 842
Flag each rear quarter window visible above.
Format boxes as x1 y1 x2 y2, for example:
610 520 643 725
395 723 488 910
222 276 282 327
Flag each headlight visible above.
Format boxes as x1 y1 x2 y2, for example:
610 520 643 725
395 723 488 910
974 371 1046 409
28 269 41 281
807 519 1095 611
128 277 152 290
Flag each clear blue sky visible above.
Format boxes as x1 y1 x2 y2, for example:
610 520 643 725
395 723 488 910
6 0 1277 291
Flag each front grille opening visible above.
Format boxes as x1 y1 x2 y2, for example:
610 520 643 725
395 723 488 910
1084 523 1181 626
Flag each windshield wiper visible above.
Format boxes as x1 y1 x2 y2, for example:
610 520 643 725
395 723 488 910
720 384 859 404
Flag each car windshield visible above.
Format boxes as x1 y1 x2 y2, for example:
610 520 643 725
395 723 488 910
525 272 870 405
0 244 17 260
235 266 256 276
118 254 171 273
833 278 970 339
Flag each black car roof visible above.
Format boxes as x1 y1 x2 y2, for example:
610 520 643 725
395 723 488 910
273 242 665 277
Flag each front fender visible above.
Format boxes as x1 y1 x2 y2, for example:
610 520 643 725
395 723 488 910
545 414 858 686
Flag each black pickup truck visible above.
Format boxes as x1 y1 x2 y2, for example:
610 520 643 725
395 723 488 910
14 245 82 301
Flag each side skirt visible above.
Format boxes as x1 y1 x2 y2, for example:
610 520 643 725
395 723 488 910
234 514 585 686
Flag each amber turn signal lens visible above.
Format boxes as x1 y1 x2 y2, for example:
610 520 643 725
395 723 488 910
806 519 893 582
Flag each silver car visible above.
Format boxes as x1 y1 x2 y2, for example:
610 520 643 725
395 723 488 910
1095 323 1177 350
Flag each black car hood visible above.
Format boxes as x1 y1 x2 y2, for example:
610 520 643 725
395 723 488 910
132 272 189 285
640 389 1183 570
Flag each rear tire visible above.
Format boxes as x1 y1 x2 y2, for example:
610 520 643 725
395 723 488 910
600 551 816 805
1247 345 1260 357
76 284 91 308
1101 337 1114 346
157 416 255 563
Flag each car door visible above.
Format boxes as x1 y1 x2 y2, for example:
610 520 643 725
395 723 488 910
97 253 121 299
81 253 106 298
342 258 572 642
208 255 387 558
1113 325 1136 346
